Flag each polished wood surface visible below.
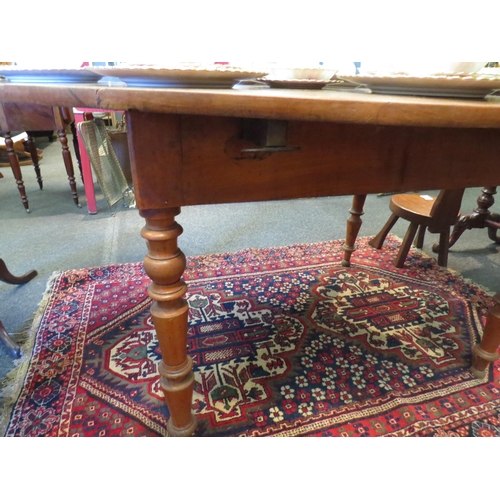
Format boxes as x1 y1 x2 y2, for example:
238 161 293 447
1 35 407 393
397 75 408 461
2 84 500 128
1 82 500 435
126 113 500 208
140 207 196 437
370 190 464 268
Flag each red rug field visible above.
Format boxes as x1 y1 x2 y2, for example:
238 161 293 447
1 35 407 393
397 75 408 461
2 235 499 437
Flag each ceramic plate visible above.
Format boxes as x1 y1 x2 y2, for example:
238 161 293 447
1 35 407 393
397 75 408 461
338 73 500 98
0 67 102 84
88 65 268 88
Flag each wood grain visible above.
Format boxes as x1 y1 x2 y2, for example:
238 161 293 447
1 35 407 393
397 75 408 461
124 114 500 209
1 83 500 128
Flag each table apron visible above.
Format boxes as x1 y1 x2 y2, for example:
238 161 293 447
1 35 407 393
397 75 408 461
126 111 500 209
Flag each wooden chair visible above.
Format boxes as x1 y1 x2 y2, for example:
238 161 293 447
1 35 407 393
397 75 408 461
369 189 465 268
0 103 82 212
0 259 37 357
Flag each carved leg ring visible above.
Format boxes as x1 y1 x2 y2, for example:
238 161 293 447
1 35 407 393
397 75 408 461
140 208 196 436
341 194 367 267
471 293 500 379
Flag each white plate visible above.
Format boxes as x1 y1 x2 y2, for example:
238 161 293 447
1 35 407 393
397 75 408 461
0 67 102 84
88 65 268 88
338 73 500 99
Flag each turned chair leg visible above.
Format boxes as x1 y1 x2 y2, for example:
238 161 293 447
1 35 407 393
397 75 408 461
369 213 399 249
395 221 419 268
25 134 43 190
58 128 81 208
4 131 30 212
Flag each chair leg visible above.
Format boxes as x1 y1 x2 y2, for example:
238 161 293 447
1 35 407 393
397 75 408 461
58 128 81 207
415 225 426 249
70 121 84 183
4 131 30 212
26 134 43 190
395 221 419 268
369 213 399 249
0 259 38 284
437 227 451 267
0 320 20 357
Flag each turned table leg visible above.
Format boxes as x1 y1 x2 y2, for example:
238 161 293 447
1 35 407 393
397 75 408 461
341 194 367 267
58 128 81 208
452 186 499 246
26 134 43 189
471 293 500 378
140 208 196 437
5 131 30 212
434 186 500 253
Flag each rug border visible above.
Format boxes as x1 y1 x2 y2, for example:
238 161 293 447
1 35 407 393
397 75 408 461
0 271 61 437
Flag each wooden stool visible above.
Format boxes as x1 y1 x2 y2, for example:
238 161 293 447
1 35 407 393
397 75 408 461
369 189 465 268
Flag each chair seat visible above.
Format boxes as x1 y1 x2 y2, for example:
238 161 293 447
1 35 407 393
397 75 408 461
390 193 435 223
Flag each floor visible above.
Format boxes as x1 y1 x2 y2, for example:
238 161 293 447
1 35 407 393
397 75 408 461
1 134 499 417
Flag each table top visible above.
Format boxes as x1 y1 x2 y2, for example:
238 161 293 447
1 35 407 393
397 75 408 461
1 83 500 129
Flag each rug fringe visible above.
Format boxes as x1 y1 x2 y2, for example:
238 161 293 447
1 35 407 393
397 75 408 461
0 271 61 437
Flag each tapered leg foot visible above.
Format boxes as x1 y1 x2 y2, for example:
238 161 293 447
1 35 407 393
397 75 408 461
487 212 500 244
437 228 450 267
369 213 399 250
341 194 367 267
140 208 196 436
395 221 419 268
472 294 500 378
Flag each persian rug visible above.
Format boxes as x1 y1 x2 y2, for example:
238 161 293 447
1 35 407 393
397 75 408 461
2 235 499 437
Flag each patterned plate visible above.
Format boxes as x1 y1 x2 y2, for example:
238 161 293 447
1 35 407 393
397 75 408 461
88 65 269 88
338 72 500 99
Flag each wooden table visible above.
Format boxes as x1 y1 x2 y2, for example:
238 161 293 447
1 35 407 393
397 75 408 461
1 82 500 436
